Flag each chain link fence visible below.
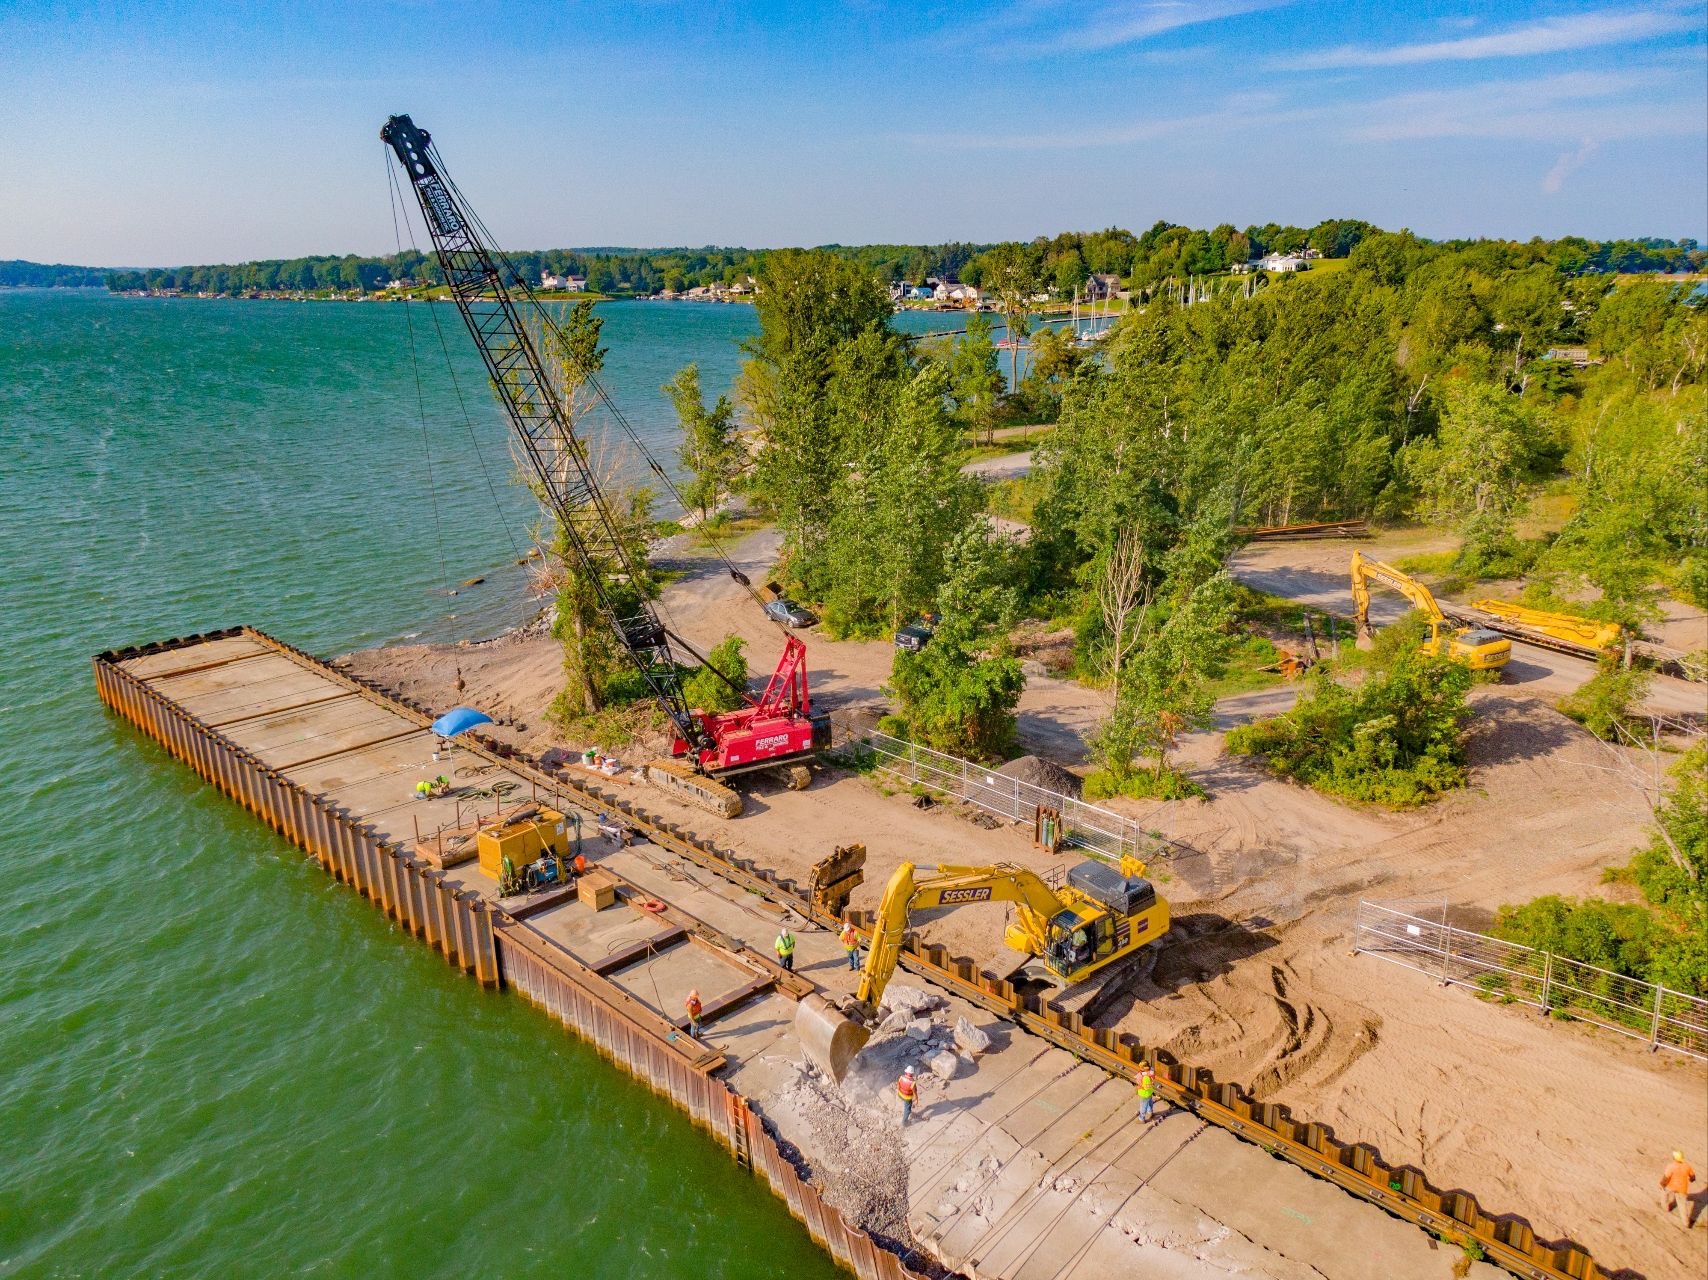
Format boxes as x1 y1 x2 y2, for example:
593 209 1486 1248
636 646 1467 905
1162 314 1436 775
1354 900 1707 1061
833 723 1182 864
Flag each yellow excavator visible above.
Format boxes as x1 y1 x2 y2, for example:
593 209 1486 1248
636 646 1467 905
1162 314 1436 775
1349 550 1511 671
795 857 1169 1080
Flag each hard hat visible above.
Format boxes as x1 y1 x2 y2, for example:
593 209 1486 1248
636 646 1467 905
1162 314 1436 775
1676 1150 1686 1160
904 1065 915 1076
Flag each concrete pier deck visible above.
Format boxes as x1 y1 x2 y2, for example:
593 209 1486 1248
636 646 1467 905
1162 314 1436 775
98 629 1544 1280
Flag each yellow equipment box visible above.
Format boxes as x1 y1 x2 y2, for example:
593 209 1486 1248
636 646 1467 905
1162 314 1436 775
578 870 618 911
476 806 570 882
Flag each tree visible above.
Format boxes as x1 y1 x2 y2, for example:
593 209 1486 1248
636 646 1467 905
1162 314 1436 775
682 634 749 713
529 303 656 721
1088 573 1234 790
743 250 896 585
665 363 741 523
890 526 1024 758
1403 380 1551 573
943 312 1003 444
978 242 1039 391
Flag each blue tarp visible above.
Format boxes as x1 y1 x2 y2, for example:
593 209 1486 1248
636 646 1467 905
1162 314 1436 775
431 706 494 738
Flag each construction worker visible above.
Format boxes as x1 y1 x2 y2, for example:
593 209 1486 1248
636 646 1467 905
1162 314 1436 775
1660 1150 1697 1226
774 927 796 973
414 779 432 800
840 921 860 971
431 774 450 796
1135 1062 1159 1124
572 852 588 876
685 989 703 1038
896 1065 918 1124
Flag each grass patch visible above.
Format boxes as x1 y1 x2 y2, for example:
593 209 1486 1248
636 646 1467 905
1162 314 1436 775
985 473 1047 526
687 513 768 551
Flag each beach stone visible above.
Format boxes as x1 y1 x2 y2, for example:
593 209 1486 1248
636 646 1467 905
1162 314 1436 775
926 1049 961 1080
954 1016 992 1055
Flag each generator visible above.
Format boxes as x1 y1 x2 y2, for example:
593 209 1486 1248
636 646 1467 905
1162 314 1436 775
476 805 571 884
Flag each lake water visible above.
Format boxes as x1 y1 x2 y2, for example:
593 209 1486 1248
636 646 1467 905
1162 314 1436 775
0 290 969 1277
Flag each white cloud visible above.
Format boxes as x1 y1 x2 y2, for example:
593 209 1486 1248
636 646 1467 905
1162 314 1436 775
902 66 1701 152
1345 69 1701 142
1277 4 1700 70
971 0 1292 57
1543 139 1602 193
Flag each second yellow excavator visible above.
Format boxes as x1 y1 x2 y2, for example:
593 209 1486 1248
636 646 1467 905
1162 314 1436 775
795 857 1169 1080
1349 550 1511 671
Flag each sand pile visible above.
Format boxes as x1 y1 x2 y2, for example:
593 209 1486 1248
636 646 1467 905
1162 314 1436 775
996 753 1083 797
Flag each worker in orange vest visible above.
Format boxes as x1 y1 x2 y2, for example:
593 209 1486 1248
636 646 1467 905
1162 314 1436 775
840 921 861 971
897 1065 918 1124
685 989 703 1038
1660 1150 1697 1225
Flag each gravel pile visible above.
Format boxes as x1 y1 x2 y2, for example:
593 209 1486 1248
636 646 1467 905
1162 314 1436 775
995 753 1083 798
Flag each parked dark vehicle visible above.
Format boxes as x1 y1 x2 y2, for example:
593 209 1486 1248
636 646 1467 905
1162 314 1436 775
764 599 818 628
894 615 938 652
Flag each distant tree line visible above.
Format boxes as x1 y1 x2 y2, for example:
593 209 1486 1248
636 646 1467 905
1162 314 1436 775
98 243 993 297
96 223 1704 299
1 259 111 288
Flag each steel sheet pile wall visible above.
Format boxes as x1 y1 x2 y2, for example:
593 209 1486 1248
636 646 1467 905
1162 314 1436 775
500 936 923 1280
94 629 923 1280
93 632 502 986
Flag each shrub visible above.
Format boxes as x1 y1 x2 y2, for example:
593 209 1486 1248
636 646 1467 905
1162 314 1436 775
1083 766 1204 801
1557 665 1652 741
1226 651 1473 807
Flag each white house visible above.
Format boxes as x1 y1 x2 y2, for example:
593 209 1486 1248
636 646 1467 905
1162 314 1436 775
541 272 566 289
1257 253 1308 273
564 275 586 292
933 281 982 304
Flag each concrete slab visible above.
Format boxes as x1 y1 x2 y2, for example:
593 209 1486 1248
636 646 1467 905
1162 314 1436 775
608 944 753 1023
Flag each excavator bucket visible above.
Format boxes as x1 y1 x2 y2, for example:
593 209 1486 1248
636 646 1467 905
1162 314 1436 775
793 994 870 1083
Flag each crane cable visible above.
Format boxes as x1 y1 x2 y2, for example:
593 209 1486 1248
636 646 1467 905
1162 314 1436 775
386 144 528 572
432 151 783 634
385 152 452 597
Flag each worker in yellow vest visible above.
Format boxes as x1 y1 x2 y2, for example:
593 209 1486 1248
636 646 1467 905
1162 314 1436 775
840 921 860 971
774 928 796 973
685 989 703 1038
1136 1063 1159 1124
414 779 432 800
897 1065 918 1124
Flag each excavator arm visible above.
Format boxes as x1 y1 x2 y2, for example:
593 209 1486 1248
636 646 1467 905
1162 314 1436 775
796 861 1073 1081
852 863 1067 1009
1349 549 1446 643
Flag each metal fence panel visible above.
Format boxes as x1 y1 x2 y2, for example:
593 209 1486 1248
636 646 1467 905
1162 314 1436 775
1355 900 1707 1061
837 725 1177 863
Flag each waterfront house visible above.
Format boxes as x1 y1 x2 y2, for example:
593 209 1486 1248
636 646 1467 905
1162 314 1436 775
564 275 586 292
1257 253 1308 273
541 271 566 289
1084 273 1122 302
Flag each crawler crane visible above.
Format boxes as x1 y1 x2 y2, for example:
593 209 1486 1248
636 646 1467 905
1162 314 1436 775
382 116 828 817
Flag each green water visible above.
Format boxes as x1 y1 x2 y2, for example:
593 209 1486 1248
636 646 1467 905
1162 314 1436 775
0 290 969 1278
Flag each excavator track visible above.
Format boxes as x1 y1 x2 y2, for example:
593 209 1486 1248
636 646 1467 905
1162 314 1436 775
643 756 743 819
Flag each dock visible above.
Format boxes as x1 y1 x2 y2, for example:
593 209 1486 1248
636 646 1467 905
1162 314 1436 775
96 627 1612 1280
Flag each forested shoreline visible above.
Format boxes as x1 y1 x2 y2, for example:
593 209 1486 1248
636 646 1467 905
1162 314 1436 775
54 222 1707 298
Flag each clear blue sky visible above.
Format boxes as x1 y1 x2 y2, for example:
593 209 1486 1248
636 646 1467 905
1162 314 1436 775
4 1 1704 265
